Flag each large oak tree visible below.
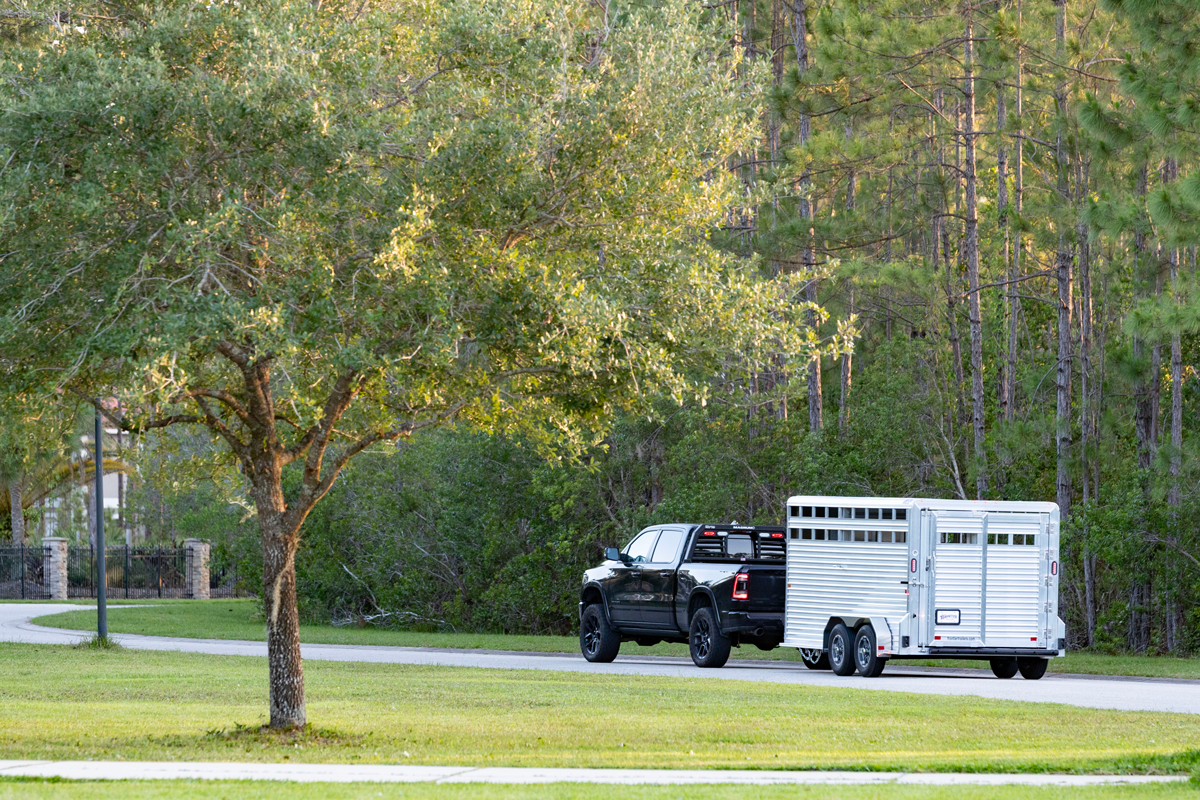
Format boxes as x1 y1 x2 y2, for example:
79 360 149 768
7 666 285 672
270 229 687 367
0 0 820 725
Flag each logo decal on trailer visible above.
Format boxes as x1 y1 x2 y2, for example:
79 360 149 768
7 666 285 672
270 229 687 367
935 609 961 625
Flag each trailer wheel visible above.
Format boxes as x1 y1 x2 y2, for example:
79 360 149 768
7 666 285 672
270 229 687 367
853 625 886 678
989 658 1019 679
828 624 856 676
800 648 831 670
1017 657 1049 680
689 607 731 668
580 604 620 663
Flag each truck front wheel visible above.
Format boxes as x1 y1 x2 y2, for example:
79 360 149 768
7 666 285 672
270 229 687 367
580 604 621 663
828 624 856 676
1017 657 1048 680
689 607 731 668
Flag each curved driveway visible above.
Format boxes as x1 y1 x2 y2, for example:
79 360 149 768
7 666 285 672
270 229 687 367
4 604 1197 715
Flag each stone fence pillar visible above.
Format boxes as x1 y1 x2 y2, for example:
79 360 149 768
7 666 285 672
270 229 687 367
43 537 68 600
184 539 210 600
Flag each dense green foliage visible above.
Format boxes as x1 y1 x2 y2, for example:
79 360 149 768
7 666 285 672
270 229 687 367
3 0 1200 661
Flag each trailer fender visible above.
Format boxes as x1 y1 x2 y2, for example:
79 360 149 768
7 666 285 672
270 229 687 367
867 616 896 653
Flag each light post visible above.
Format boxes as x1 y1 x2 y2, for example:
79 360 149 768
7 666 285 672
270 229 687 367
94 409 107 639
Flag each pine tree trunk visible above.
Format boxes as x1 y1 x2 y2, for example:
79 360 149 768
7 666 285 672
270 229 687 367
792 0 821 433
9 480 24 545
963 9 986 498
996 75 1010 423
1007 31 1023 424
1053 0 1072 519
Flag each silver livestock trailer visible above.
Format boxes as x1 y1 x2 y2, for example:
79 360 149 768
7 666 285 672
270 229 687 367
783 496 1065 679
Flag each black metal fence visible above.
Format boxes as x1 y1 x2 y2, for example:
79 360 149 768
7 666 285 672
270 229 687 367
0 545 49 600
67 546 251 599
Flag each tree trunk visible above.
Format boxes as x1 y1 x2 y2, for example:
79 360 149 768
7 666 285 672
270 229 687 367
839 289 853 433
792 0 822 434
996 75 1010 423
1007 30 1023 424
1053 0 1072 519
9 480 25 545
963 8 986 498
258 492 306 729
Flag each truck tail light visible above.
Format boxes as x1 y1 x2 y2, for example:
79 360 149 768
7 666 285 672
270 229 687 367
732 573 749 600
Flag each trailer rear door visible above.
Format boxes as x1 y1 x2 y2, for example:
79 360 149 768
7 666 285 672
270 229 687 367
922 511 986 647
981 513 1047 647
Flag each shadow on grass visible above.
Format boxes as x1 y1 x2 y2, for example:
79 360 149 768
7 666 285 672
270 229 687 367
203 723 364 748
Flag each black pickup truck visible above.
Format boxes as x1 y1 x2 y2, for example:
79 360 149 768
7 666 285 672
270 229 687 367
578 523 786 668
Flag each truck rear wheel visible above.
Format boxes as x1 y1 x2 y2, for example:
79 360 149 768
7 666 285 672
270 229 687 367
580 604 620 663
689 607 731 668
990 658 1019 679
1017 657 1048 680
853 625 886 678
828 624 856 676
800 648 831 670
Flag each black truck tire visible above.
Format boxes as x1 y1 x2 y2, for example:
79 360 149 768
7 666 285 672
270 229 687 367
990 658 1019 679
828 623 856 676
689 607 731 668
1017 657 1049 680
580 604 621 663
800 648 831 670
853 625 886 678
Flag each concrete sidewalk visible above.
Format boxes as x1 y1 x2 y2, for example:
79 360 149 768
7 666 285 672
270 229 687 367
0 760 1188 785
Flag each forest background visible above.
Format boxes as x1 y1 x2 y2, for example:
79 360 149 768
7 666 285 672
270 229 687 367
3 0 1198 658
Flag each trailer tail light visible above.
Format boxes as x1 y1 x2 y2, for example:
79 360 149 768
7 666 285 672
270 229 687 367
910 558 917 573
732 573 750 600
1051 561 1058 576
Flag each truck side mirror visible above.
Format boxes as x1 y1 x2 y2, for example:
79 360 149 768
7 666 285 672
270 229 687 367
605 547 623 563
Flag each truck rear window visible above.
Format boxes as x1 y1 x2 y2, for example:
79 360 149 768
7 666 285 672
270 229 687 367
690 528 785 562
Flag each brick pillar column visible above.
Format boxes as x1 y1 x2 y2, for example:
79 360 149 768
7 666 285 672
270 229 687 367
184 539 210 600
43 537 68 600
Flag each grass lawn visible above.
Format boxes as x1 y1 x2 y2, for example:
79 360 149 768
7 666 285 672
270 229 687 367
0 643 1197 774
34 600 1200 678
0 780 1196 800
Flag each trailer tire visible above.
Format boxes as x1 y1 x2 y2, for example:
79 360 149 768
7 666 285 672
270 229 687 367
800 648 831 670
580 604 620 663
828 624 856 676
989 658 1019 679
1017 657 1049 680
853 625 886 678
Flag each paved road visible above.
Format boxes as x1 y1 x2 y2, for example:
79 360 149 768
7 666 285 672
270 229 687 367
4 604 1198 715
0 760 1186 786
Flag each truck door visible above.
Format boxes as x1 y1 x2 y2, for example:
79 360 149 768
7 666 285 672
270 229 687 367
608 528 659 626
923 512 986 648
640 528 686 629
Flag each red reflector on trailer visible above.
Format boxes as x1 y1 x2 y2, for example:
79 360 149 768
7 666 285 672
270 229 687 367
1030 637 1037 641
934 636 941 640
878 645 885 650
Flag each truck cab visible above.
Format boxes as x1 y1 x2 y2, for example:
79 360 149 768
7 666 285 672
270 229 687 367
579 523 786 668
